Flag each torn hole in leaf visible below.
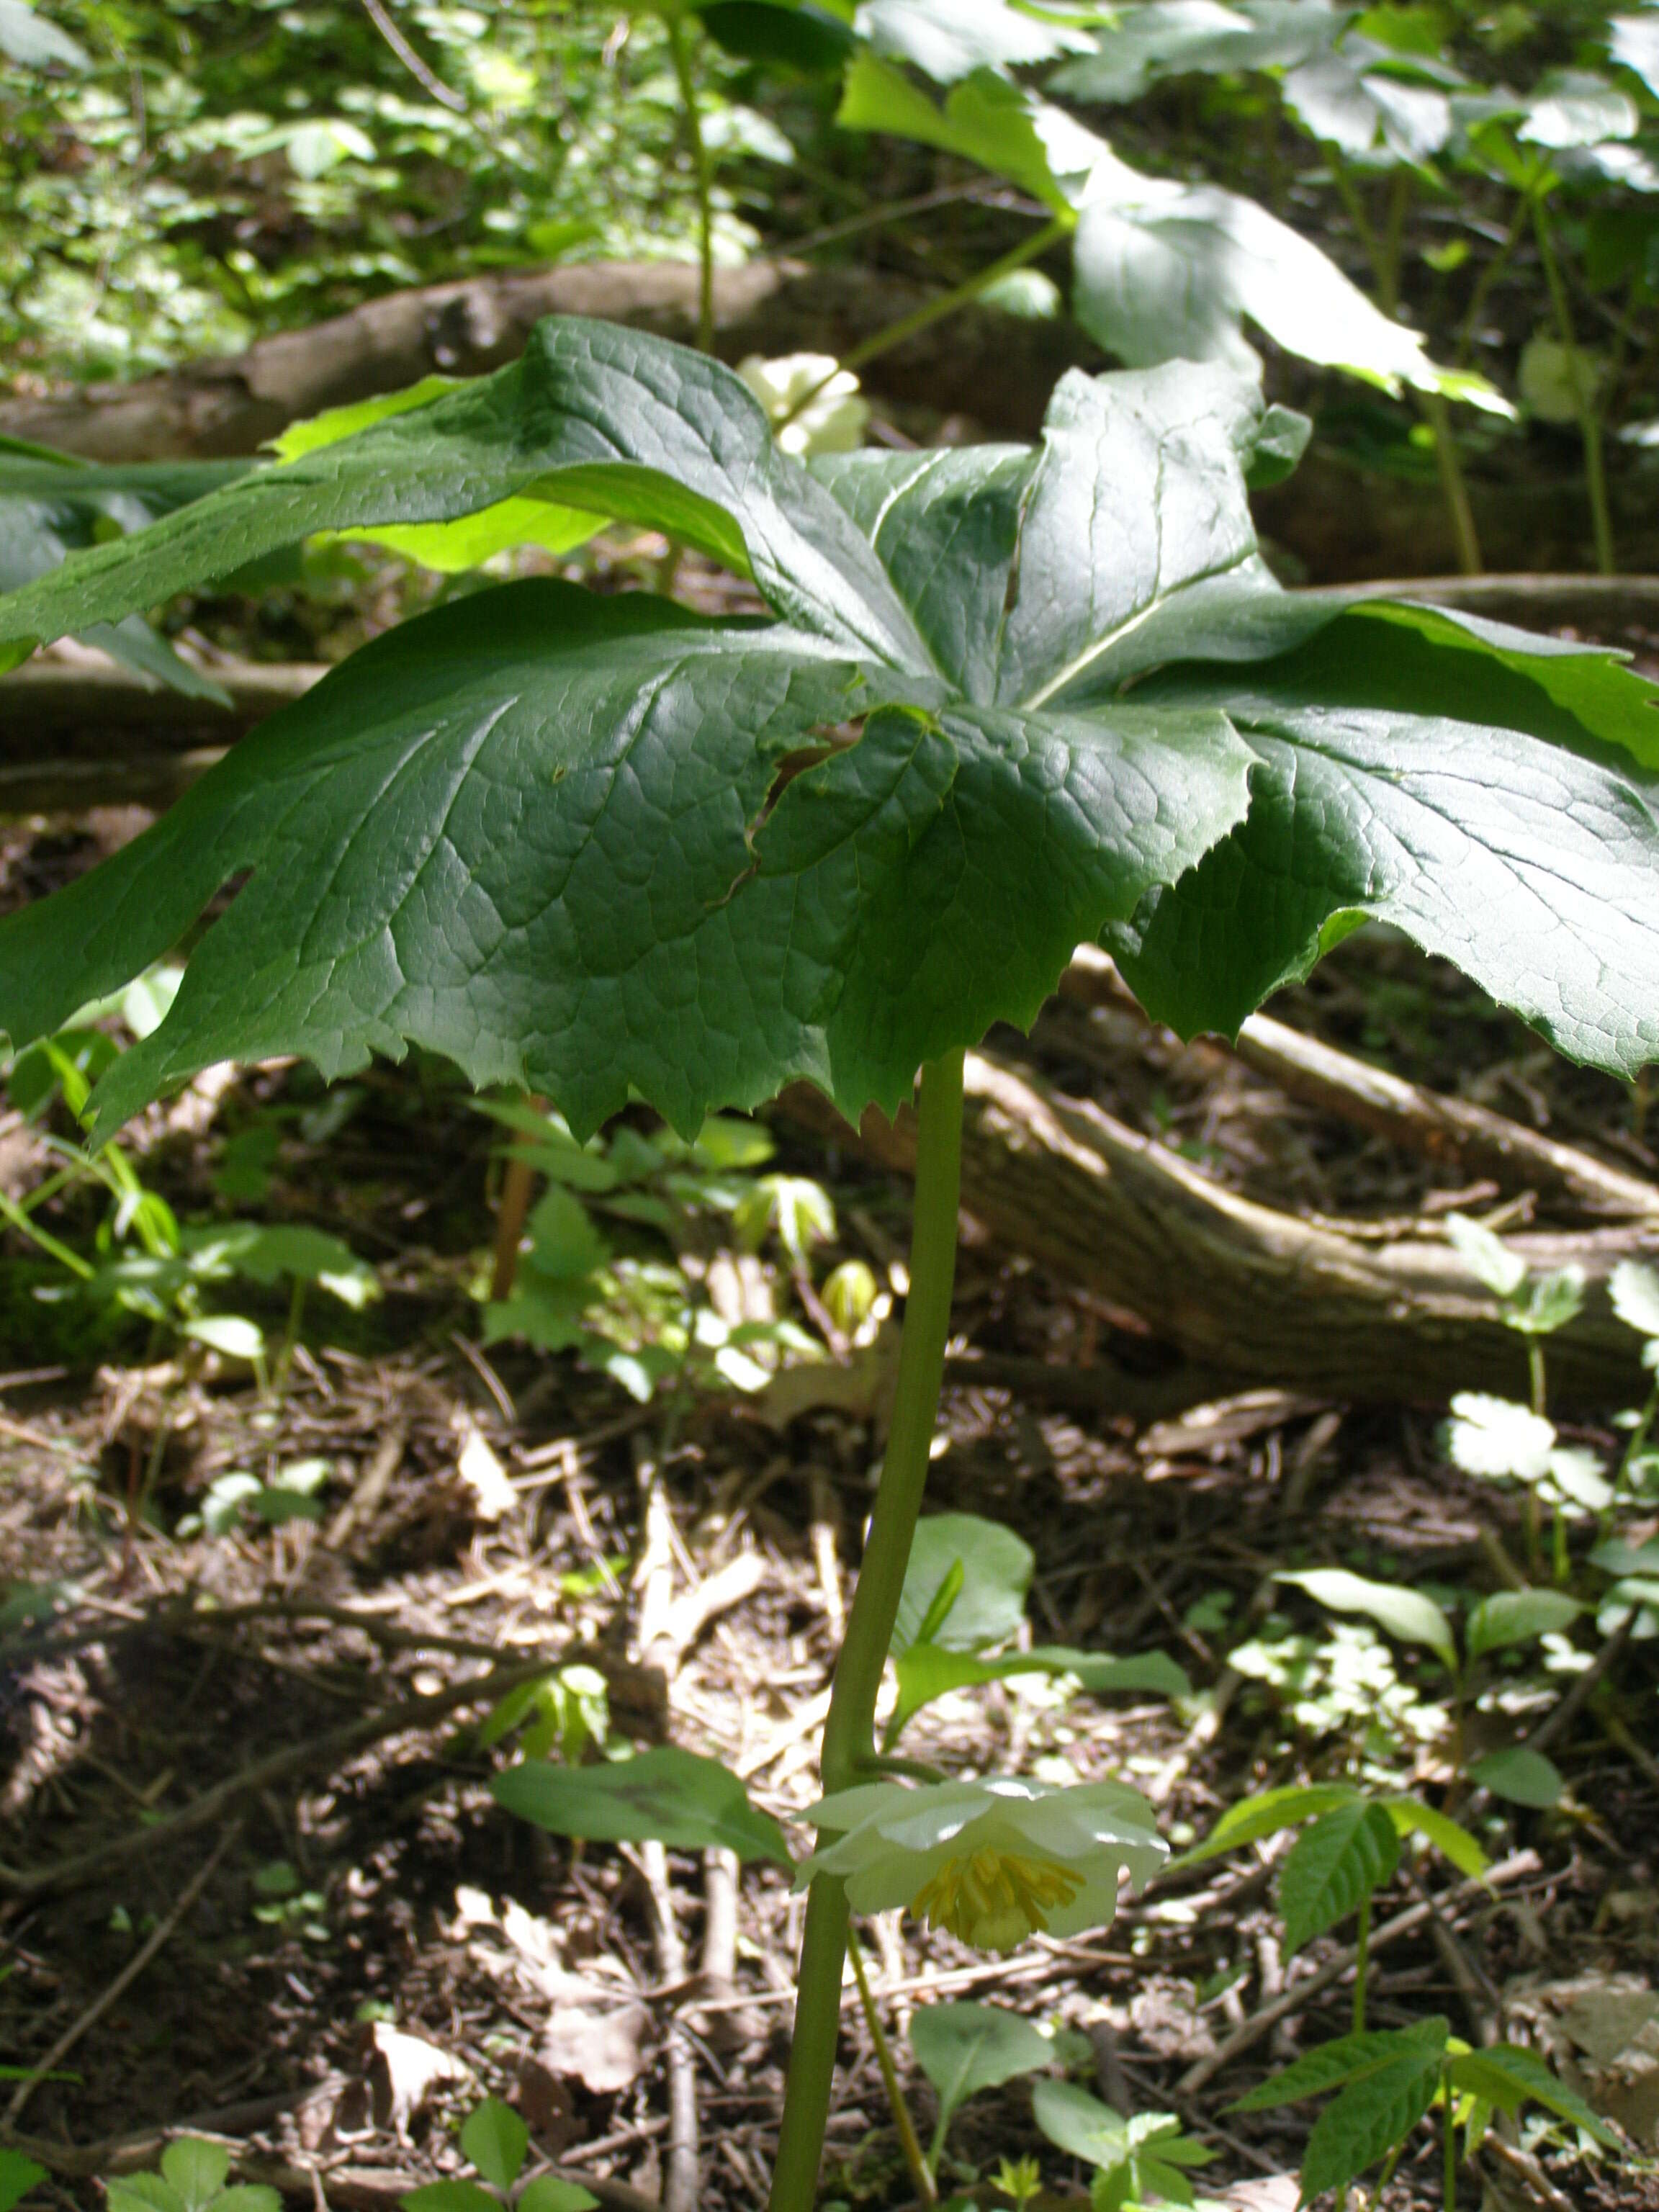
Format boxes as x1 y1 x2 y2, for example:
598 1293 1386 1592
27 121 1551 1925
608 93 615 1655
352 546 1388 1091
760 719 866 819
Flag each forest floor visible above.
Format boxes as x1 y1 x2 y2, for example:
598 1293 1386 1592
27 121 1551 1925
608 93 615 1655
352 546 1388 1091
3 621 1659 2212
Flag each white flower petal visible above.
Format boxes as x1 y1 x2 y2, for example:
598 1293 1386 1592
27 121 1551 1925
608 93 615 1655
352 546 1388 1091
805 1782 915 1830
793 1771 1166 1951
1043 1864 1129 1938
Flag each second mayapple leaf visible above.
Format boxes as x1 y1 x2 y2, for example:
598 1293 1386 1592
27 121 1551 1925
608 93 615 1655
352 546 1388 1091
0 319 1655 1145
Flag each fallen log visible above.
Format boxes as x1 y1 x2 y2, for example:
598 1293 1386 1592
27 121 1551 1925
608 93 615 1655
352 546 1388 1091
1061 947 1659 1226
779 1054 1655 1408
0 652 322 813
0 260 1099 462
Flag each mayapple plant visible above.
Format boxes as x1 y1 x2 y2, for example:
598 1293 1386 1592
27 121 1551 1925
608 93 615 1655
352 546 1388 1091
1 316 1658 2208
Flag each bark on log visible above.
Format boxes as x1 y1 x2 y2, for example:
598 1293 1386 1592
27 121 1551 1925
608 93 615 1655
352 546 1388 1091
1061 947 1659 1226
0 655 323 813
779 1055 1655 1408
0 260 1100 461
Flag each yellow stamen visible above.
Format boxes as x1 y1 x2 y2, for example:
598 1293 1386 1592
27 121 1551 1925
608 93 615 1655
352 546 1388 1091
909 1847 1082 1954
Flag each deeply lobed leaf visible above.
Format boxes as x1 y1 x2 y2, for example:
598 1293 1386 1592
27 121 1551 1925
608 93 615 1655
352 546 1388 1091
0 318 1655 1143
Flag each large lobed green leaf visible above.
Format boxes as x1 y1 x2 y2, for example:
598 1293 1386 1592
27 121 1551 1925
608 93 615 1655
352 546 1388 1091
0 316 1655 1141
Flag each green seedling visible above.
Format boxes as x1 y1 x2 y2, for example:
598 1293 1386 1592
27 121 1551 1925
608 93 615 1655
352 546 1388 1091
1033 2079 1218 2211
399 2098 595 2212
1175 1780 1488 2031
1230 2015 1618 2208
1276 1565 1587 1808
105 2140 281 2212
886 1511 1190 1746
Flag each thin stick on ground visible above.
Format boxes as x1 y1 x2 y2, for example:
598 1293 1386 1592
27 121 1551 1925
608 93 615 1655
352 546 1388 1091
637 1840 700 2212
4 1825 238 2122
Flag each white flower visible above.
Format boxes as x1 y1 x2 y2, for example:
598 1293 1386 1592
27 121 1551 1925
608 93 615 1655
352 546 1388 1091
795 1776 1166 1955
736 352 870 458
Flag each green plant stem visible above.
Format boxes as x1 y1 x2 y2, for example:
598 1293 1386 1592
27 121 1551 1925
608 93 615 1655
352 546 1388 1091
1352 1892 1371 2033
1366 2139 1406 2210
1332 153 1481 575
1328 152 1380 274
0 1187 92 1280
1422 392 1483 575
1455 200 1527 369
776 222 1069 432
768 1048 966 2212
273 1275 306 1398
1532 196 1615 575
1527 1339 1546 1421
1443 2062 1458 2212
1378 168 1412 320
1605 1380 1659 1532
860 1753 949 1784
665 6 714 354
847 1927 938 2203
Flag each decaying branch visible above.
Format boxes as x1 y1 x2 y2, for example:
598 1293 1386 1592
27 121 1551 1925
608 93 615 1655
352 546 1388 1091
778 1053 1655 1408
1061 947 1659 1225
0 261 1097 462
0 651 323 813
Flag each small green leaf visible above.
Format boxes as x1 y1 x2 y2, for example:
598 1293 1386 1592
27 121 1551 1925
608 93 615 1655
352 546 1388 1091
909 2002 1054 2134
1381 1799 1489 1881
1299 2043 1445 2200
891 1513 1033 1655
1507 1266 1586 1338
1466 1589 1585 1663
1590 1539 1659 1578
1032 2078 1130 2168
0 2152 47 2212
911 1563 968 1654
1275 1568 1458 1674
1545 1445 1614 1512
1172 1784 1361 1869
856 0 1090 83
183 1223 380 1307
107 2181 182 2212
1443 1213 1528 1298
160 2143 232 2212
461 2100 529 2193
887 1640 1188 1743
1470 1747 1563 1808
1444 1394 1556 1483
1447 2044 1618 2146
180 1316 266 1363
491 1747 793 1863
1610 1259 1659 1342
1229 2019 1449 2112
836 55 1069 212
399 2185 503 2212
1279 1802 1399 1956
516 2181 598 2212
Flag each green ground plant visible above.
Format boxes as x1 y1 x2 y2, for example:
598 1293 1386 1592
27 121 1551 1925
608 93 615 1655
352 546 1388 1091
1 303 1657 2207
400 2097 595 2212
